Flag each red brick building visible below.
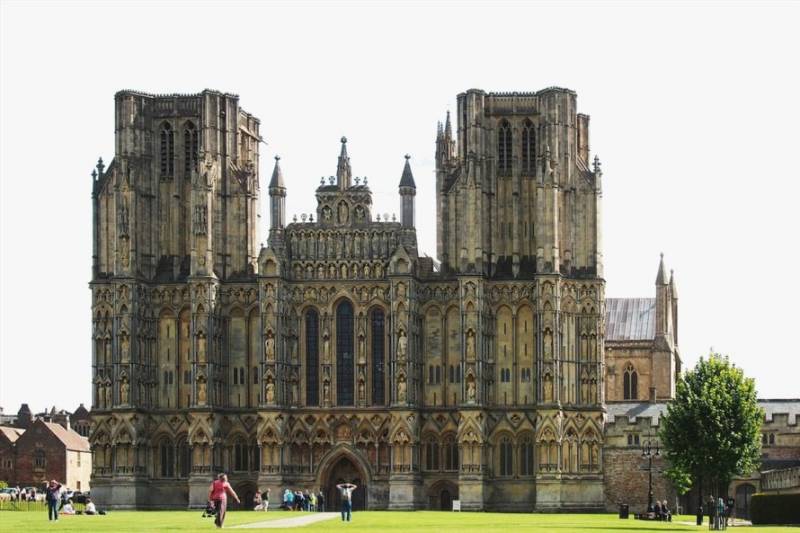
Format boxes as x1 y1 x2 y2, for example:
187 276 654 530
0 418 91 490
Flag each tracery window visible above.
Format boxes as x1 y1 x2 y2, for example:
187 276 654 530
305 309 320 406
371 308 385 405
424 438 440 471
159 439 174 477
33 449 46 469
521 119 535 175
336 300 354 406
177 439 191 478
443 435 459 471
184 121 199 174
623 363 638 400
498 119 512 177
160 122 175 178
499 436 513 476
234 439 248 471
520 436 534 475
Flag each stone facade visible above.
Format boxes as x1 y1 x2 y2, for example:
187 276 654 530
86 87 683 511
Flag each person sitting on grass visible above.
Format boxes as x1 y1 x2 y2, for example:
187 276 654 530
253 491 263 511
62 499 76 515
85 498 97 515
661 500 672 522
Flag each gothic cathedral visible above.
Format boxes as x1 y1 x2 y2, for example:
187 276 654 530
89 88 679 511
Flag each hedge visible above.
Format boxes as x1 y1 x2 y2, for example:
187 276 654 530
750 493 800 524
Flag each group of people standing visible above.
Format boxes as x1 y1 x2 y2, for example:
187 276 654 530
281 488 324 511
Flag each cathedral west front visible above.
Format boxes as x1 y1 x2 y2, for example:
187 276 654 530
88 87 681 511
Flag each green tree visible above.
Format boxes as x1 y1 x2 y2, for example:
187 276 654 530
660 354 763 512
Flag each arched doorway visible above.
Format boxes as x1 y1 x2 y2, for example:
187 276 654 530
324 456 367 511
735 483 756 519
428 481 458 510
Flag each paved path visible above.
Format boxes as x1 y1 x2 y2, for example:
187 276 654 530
234 512 339 529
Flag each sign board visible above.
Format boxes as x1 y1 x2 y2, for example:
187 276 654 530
452 500 461 512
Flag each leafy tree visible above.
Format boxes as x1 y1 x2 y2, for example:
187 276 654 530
660 353 762 510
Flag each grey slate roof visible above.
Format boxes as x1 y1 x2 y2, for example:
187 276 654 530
606 402 669 426
759 399 800 426
605 298 656 341
269 157 284 188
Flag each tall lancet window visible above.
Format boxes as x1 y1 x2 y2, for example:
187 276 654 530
160 122 175 178
498 119 512 176
623 363 638 400
371 308 385 405
521 119 535 175
184 122 199 175
336 300 354 406
305 309 320 406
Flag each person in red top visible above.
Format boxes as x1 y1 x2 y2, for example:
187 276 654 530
207 473 240 528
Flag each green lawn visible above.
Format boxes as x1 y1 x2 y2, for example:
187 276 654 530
0 511 796 532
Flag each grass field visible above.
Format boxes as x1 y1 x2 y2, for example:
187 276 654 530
0 510 797 532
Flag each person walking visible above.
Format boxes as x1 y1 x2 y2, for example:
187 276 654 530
207 473 240 529
317 489 325 512
261 488 270 512
44 480 62 522
336 482 357 522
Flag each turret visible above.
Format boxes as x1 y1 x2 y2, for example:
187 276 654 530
269 156 286 230
655 253 669 337
670 269 679 345
336 136 352 189
399 154 416 227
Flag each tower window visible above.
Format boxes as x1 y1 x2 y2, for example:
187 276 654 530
336 300 355 406
623 363 638 400
160 122 175 178
306 309 320 406
498 119 512 177
521 119 535 175
371 308 386 405
184 122 199 175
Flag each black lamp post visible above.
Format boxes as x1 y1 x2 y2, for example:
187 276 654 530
642 437 660 511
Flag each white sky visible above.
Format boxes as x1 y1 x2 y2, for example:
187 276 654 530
1 1 799 414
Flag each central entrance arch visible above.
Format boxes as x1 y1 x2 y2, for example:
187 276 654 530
322 454 367 511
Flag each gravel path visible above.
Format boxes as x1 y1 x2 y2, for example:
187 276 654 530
234 512 339 529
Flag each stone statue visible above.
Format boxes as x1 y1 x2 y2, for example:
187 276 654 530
358 329 366 364
198 378 207 405
397 330 408 361
322 330 331 363
120 378 129 404
323 380 330 402
120 334 130 362
264 332 275 361
544 374 553 402
265 379 274 403
358 379 365 403
466 330 476 360
354 234 362 257
290 376 299 405
338 202 348 225
397 375 407 402
197 333 207 362
467 377 476 401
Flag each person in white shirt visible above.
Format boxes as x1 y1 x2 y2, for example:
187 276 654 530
335 483 357 522
85 499 97 515
62 500 75 515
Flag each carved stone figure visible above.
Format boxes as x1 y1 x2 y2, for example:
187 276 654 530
322 330 331 363
120 378 129 404
323 380 330 402
197 333 207 362
358 329 366 364
397 329 408 361
466 329 476 360
397 375 407 402
198 378 207 405
544 374 554 402
338 201 348 224
264 332 275 361
358 379 365 403
467 377 476 401
120 334 130 361
265 379 275 403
